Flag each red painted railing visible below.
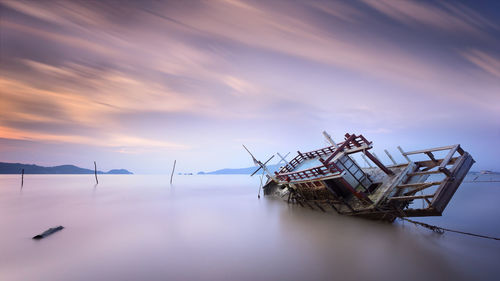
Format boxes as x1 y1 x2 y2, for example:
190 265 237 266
276 161 343 182
275 133 372 182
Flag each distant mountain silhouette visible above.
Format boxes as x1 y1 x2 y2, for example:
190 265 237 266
198 164 281 175
0 162 133 174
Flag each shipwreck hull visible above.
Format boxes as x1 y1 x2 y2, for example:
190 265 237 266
262 133 475 222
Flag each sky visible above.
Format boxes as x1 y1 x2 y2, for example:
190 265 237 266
0 0 499 174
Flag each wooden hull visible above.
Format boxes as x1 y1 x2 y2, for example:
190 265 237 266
264 143 474 223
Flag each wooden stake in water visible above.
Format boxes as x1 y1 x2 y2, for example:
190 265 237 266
21 168 24 187
170 160 176 184
258 171 264 199
94 161 98 184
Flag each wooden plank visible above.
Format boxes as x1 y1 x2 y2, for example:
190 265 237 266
396 181 442 189
425 152 438 163
389 194 434 201
397 146 411 163
399 209 441 217
431 152 475 213
416 157 458 168
365 151 394 176
403 183 435 195
439 144 459 169
361 154 373 167
344 144 372 155
374 162 416 207
403 145 456 155
385 149 397 165
408 170 441 176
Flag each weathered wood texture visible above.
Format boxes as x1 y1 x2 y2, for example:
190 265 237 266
431 152 474 213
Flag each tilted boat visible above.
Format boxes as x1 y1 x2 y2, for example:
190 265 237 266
245 132 475 222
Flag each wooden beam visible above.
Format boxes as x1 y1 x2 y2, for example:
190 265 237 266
398 208 441 217
364 151 394 176
439 144 459 169
408 170 442 176
344 145 372 155
425 152 438 163
403 145 456 155
322 131 339 149
324 134 356 163
396 181 442 189
397 146 411 163
374 162 417 207
389 194 434 201
439 167 452 177
361 154 373 168
403 183 435 195
432 152 475 212
416 157 458 168
384 149 397 165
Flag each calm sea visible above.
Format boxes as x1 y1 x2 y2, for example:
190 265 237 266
1 174 499 281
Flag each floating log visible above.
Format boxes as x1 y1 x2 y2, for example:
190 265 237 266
32 226 64 240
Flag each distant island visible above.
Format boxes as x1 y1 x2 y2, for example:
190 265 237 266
198 164 281 175
0 162 133 174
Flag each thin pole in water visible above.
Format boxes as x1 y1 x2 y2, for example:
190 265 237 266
258 172 264 199
21 168 24 187
170 160 176 184
94 161 98 184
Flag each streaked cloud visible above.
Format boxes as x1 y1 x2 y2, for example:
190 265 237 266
361 0 498 33
0 0 499 172
462 49 500 78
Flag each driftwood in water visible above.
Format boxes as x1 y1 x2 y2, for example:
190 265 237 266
32 226 64 240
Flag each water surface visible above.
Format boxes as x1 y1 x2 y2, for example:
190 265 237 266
1 174 499 281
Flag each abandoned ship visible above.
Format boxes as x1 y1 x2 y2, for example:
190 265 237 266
244 132 475 222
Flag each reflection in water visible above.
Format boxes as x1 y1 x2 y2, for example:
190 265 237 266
0 175 499 281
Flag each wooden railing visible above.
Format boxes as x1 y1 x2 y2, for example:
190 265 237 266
279 134 371 172
276 133 372 182
276 162 343 182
